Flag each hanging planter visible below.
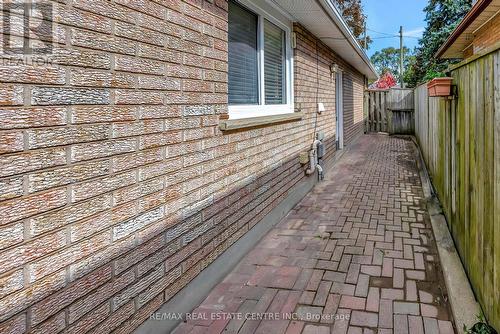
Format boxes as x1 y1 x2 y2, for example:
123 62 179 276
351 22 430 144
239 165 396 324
427 77 453 97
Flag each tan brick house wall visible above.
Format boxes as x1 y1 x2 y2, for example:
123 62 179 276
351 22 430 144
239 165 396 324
293 24 365 162
473 11 500 55
0 1 365 333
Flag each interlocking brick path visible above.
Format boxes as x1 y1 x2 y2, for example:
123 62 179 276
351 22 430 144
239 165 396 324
172 134 455 334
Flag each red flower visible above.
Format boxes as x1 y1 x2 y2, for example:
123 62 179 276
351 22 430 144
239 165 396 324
371 71 397 89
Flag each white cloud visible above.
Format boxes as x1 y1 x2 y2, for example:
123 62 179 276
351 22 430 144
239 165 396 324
404 27 425 37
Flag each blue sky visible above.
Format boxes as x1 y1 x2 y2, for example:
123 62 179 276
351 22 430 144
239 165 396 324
363 0 428 57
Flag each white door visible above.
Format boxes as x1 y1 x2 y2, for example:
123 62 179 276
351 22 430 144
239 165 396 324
335 71 344 150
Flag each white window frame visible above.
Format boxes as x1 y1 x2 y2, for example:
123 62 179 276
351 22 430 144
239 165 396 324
228 0 294 120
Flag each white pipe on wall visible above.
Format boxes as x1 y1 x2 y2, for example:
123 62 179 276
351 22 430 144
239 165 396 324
305 140 323 178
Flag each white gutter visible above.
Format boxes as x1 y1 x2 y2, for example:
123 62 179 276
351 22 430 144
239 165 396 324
317 0 378 78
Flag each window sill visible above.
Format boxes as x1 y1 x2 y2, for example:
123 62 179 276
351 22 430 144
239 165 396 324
219 112 303 131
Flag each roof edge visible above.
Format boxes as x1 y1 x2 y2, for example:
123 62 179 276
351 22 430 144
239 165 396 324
435 0 492 58
317 0 378 79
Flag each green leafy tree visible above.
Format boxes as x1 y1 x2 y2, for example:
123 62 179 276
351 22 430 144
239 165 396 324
370 46 414 79
333 0 372 49
406 0 472 86
402 53 417 87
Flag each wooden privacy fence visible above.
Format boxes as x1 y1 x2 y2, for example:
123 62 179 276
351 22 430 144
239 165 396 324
365 89 388 132
364 88 414 134
414 48 500 330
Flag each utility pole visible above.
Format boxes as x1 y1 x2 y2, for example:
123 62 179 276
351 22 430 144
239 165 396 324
364 21 367 50
399 26 405 88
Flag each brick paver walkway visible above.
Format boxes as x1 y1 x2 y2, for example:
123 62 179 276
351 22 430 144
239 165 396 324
173 134 455 334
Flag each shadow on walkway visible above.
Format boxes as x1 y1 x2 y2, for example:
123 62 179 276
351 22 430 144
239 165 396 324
173 134 455 334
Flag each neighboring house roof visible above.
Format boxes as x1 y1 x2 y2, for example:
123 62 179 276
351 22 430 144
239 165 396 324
436 0 500 58
270 0 378 79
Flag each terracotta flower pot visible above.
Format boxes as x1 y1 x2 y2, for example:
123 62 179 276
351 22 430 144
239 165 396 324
427 77 453 97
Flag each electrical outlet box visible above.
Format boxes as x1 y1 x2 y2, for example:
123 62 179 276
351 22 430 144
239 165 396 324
317 102 325 113
299 152 309 164
316 131 325 141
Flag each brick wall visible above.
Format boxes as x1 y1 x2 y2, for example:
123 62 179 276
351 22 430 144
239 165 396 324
0 1 365 333
473 11 500 55
293 24 365 158
342 71 365 146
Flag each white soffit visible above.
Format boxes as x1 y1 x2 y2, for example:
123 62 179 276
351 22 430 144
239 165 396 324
269 0 378 79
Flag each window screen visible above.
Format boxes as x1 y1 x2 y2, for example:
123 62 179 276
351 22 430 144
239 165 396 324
228 1 259 105
264 20 286 104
